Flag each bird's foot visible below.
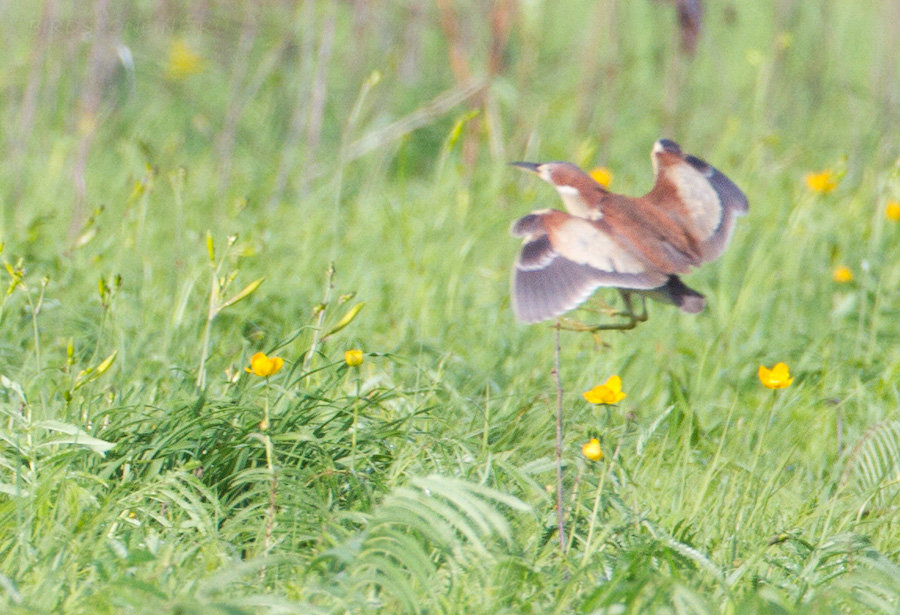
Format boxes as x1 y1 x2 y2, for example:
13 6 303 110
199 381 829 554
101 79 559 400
554 312 643 333
553 294 648 333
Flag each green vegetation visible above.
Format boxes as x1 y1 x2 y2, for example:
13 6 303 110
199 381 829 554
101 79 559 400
2 1 900 613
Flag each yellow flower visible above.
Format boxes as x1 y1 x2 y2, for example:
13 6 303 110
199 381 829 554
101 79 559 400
805 170 837 194
832 265 853 283
245 352 284 377
589 166 613 188
583 375 626 405
758 362 793 389
582 438 604 461
886 201 900 221
344 349 364 367
167 39 204 80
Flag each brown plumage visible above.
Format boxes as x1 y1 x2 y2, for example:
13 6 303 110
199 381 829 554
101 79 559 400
509 139 748 324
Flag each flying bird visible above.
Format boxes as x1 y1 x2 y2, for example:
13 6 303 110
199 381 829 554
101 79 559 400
509 139 748 324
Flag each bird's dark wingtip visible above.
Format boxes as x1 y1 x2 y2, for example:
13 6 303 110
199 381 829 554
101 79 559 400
664 276 706 313
653 139 682 155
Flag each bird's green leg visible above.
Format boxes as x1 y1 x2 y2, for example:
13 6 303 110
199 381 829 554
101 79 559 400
554 291 649 333
616 291 648 324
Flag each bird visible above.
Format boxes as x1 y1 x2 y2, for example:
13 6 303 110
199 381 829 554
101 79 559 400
509 139 748 325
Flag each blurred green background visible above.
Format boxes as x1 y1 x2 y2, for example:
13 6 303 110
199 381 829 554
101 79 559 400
1 1 900 613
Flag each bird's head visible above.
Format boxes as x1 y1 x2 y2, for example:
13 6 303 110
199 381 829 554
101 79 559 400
509 161 592 187
510 161 605 218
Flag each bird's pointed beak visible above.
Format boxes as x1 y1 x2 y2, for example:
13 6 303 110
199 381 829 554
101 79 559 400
509 161 542 174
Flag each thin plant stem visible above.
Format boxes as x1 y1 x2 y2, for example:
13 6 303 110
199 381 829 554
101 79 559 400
26 281 45 374
581 435 624 560
565 467 584 553
260 432 277 582
331 71 379 260
135 168 153 248
836 405 843 456
91 303 108 365
261 376 276 581
263 377 271 430
351 372 360 470
730 391 778 563
481 381 490 457
303 264 335 373
749 392 778 479
25 277 48 410
263 433 276 542
170 170 185 285
196 235 246 390
553 323 566 556
195 268 217 389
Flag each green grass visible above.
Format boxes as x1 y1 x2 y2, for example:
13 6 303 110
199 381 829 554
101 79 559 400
2 1 900 613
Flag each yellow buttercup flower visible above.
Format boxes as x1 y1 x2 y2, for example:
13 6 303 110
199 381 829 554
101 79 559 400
886 201 900 221
583 375 626 405
246 352 284 377
167 39 204 80
805 170 837 194
758 362 793 389
582 438 604 461
589 166 613 188
832 265 853 283
344 349 364 367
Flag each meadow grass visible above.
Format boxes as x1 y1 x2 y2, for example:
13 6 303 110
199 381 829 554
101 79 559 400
1 1 900 613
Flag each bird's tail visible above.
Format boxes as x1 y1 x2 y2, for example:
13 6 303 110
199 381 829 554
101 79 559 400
639 275 706 313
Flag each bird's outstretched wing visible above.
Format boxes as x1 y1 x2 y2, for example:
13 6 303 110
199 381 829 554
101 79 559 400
646 139 749 263
510 209 668 323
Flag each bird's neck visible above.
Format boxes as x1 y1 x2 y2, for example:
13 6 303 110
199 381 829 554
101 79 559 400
553 184 604 219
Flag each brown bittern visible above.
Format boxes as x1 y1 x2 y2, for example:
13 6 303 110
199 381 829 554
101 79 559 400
509 139 748 324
